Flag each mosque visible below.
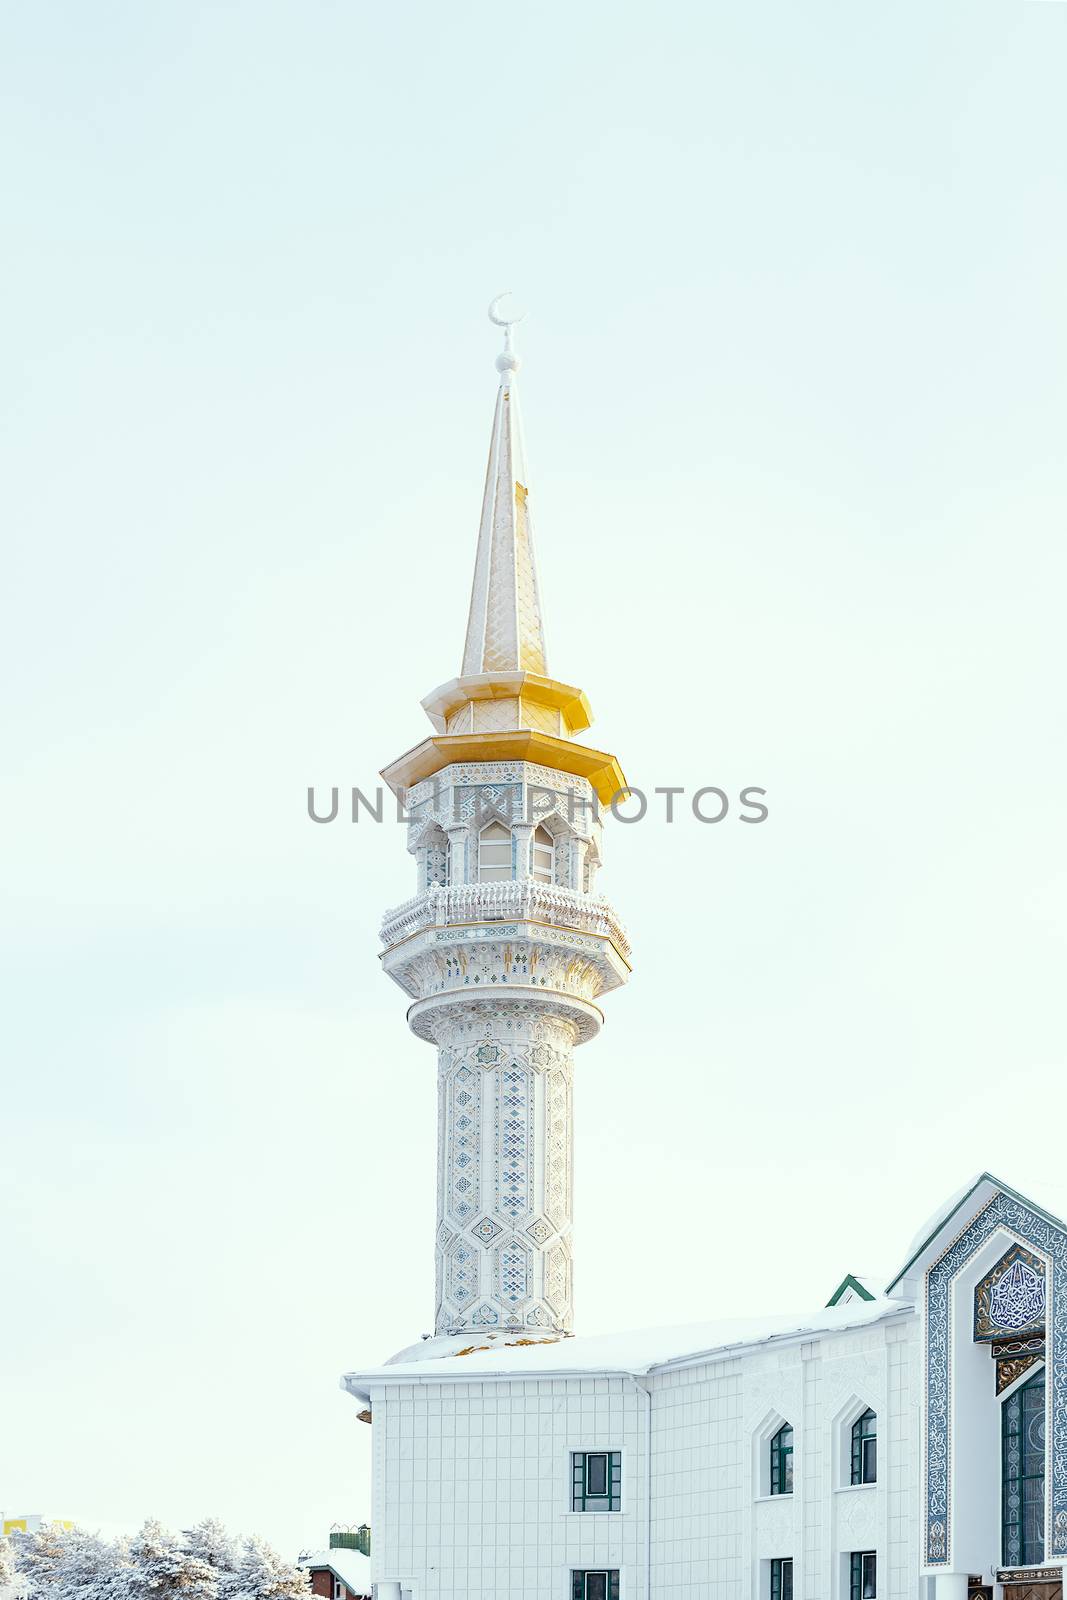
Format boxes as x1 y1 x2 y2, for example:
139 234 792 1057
341 303 1066 1600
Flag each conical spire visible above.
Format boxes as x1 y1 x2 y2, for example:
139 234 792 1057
385 298 627 803
461 299 548 677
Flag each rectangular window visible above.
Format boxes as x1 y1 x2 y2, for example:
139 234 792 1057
770 1557 793 1600
572 1451 622 1512
850 1552 876 1600
572 1573 620 1600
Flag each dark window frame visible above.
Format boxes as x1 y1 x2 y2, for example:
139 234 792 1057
771 1556 793 1600
850 1409 877 1485
1002 1367 1046 1566
571 1571 620 1600
849 1550 876 1600
571 1451 622 1513
770 1423 794 1496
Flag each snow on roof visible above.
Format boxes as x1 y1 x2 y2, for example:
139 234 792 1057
889 1172 1067 1290
300 1549 372 1595
342 1295 908 1397
900 1173 989 1265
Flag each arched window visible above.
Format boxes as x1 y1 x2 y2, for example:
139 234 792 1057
850 1409 877 1485
478 821 512 882
770 1423 794 1495
1003 1368 1045 1565
531 825 554 883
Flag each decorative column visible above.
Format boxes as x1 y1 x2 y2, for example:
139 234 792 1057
445 823 468 889
431 1002 576 1333
512 821 534 880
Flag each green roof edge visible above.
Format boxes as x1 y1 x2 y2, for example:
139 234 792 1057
826 1273 876 1308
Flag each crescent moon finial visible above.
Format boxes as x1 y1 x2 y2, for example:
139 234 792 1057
488 291 526 329
488 292 526 385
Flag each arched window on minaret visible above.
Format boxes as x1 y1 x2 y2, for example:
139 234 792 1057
531 825 554 884
477 820 512 882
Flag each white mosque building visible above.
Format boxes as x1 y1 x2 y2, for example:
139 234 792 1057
341 305 1067 1600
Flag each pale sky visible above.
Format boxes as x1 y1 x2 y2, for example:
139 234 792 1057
3 0 1066 1563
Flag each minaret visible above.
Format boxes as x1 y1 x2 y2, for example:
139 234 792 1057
380 299 631 1340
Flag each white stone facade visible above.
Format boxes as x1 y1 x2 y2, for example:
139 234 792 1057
344 1176 1067 1600
356 1303 920 1600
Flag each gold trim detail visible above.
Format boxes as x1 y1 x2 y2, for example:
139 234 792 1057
381 729 627 804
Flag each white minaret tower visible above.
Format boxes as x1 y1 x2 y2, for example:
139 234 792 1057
380 298 631 1341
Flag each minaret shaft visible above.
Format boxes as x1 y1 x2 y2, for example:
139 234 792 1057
434 1007 574 1334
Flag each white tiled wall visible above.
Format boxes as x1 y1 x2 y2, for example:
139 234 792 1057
370 1376 646 1600
369 1316 921 1600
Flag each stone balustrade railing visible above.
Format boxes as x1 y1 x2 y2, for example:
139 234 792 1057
380 880 631 961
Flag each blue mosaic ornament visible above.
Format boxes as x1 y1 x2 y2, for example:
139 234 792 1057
925 1192 1066 1565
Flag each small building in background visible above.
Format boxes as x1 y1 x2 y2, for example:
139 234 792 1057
1 1516 73 1538
299 1527 372 1600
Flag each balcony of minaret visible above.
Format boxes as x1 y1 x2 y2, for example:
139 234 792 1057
379 878 630 1027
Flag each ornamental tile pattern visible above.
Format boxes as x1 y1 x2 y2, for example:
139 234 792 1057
496 1235 531 1307
545 1065 572 1230
445 1063 480 1226
924 1191 1067 1565
544 1240 571 1319
446 1240 478 1311
432 1013 578 1334
425 845 447 887
472 1215 503 1244
494 1061 533 1221
975 1243 1047 1341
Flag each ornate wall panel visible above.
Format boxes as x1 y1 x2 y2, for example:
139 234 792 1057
924 1193 1067 1565
545 1065 572 1230
494 1060 533 1222
444 1060 481 1226
433 1008 578 1334
976 1244 1047 1341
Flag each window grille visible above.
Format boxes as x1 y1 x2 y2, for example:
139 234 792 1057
572 1573 620 1600
571 1451 621 1512
1002 1368 1046 1566
849 1551 876 1600
770 1424 794 1495
850 1409 877 1485
771 1557 793 1600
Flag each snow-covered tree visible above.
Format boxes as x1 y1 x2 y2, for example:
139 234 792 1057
0 1536 19 1598
11 1523 128 1600
5 1518 305 1600
183 1523 238 1581
10 1522 68 1595
56 1527 130 1600
223 1539 308 1600
125 1521 216 1600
